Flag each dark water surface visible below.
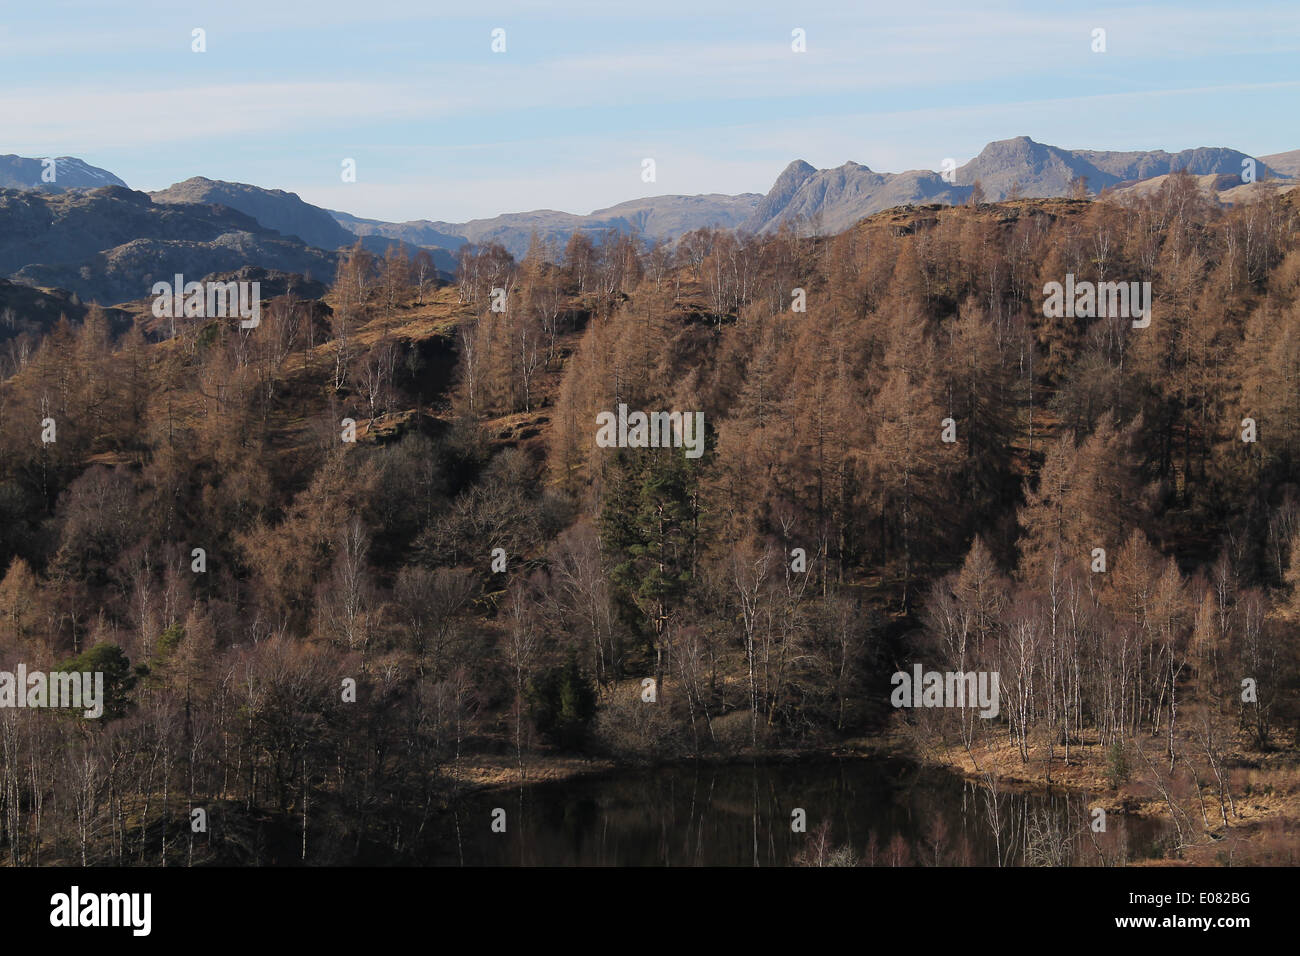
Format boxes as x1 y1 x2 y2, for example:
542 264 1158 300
431 758 1169 866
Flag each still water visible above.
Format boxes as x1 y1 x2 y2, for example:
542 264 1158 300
432 758 1169 866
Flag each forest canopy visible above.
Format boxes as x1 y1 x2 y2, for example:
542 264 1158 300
0 174 1297 865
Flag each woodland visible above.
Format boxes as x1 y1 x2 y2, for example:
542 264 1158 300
0 172 1296 864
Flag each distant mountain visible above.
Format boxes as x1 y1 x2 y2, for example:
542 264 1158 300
744 137 1288 235
332 193 762 259
743 160 815 232
331 211 468 251
956 137 1276 198
1261 150 1300 178
742 161 968 234
147 179 457 272
0 185 335 305
151 177 357 252
0 155 127 192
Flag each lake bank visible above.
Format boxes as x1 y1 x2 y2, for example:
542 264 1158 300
441 730 1299 865
432 742 1170 866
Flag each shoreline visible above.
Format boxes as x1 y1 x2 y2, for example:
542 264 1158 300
445 734 1298 866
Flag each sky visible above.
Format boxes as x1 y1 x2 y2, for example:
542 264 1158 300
1 0 1297 223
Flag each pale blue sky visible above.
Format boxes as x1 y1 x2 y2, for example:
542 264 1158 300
2 0 1297 221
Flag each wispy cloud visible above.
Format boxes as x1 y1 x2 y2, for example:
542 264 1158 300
1 82 464 150
2 0 1296 220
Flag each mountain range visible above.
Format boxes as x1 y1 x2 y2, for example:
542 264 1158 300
0 137 1294 308
741 138 1287 235
331 192 761 260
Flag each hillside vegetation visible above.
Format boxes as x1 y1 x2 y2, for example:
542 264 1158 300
0 175 1298 865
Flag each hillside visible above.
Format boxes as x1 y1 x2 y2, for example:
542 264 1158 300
0 180 1297 866
1262 149 1300 178
151 177 357 252
0 185 337 305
